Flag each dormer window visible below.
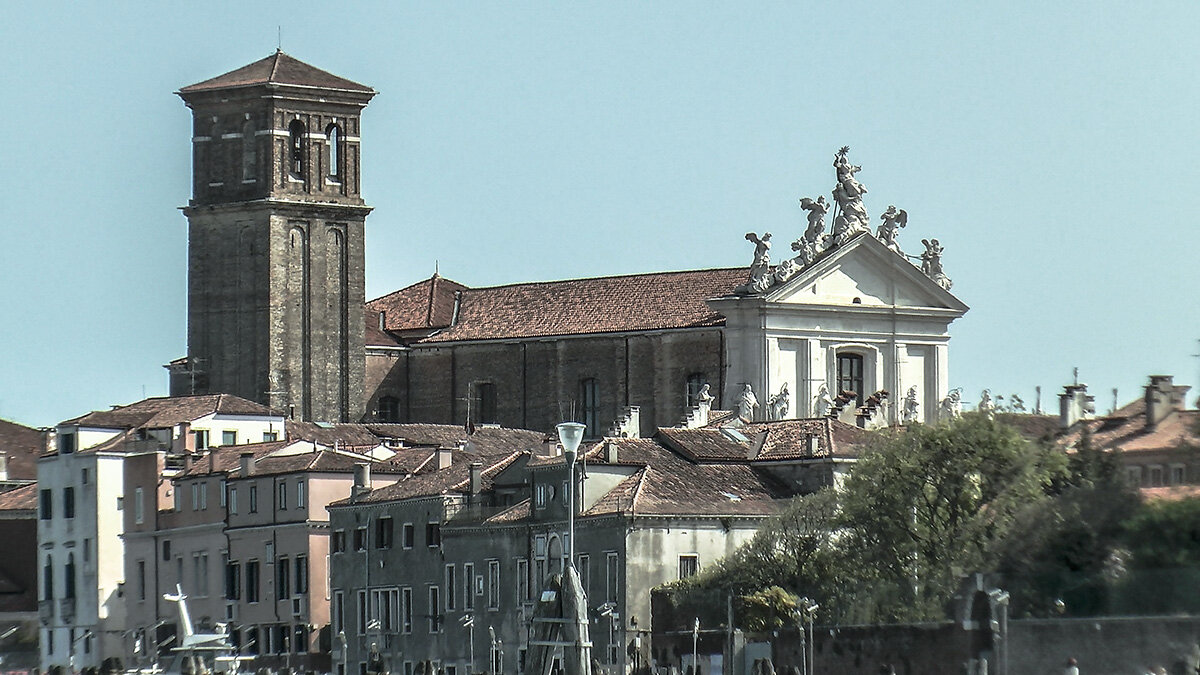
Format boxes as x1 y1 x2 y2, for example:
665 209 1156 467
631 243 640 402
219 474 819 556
326 124 341 181
288 120 306 176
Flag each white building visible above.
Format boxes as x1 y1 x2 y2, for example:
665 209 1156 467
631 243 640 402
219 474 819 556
38 394 284 671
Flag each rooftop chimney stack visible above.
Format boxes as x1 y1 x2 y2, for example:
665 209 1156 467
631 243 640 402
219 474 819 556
0 453 9 482
437 446 453 470
239 452 255 477
469 461 483 495
1144 375 1190 430
1059 383 1095 429
352 462 372 501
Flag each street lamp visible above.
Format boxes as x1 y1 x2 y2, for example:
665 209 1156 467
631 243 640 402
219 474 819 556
691 618 699 675
461 615 475 675
797 599 818 675
555 422 586 570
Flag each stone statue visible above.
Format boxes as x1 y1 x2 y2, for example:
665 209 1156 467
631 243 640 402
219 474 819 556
920 238 953 291
813 383 834 417
790 234 818 267
734 232 775 295
939 388 962 420
902 385 920 424
696 383 714 407
977 389 995 420
876 205 907 255
737 383 759 421
799 196 830 245
767 382 790 420
831 146 870 242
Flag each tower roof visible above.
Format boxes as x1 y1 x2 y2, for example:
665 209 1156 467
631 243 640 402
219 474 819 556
179 50 374 94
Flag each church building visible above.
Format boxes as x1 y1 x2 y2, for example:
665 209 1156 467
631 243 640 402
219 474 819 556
169 53 968 435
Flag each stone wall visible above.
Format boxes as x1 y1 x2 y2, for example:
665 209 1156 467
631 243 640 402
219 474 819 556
364 329 725 434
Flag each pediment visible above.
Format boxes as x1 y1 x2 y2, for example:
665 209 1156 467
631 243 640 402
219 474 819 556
764 233 968 312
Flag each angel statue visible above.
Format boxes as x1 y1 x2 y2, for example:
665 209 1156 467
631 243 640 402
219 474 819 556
978 389 996 420
920 238 953 291
745 231 771 281
767 382 791 421
939 388 963 420
813 383 835 417
833 146 867 197
799 195 830 244
876 205 907 255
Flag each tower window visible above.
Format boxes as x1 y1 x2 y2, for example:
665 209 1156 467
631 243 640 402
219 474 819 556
836 352 865 404
288 119 306 176
326 124 341 180
580 378 600 438
242 120 256 181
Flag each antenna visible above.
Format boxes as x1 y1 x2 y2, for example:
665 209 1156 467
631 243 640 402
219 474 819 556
1073 367 1079 386
277 26 282 51
435 260 440 276
1111 388 1118 415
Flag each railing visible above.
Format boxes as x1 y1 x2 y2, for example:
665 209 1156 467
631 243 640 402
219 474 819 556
37 600 52 624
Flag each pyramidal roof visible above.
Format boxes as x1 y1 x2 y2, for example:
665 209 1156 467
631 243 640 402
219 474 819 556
179 50 373 94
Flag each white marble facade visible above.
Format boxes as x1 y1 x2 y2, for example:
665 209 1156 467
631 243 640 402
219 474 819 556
710 232 968 425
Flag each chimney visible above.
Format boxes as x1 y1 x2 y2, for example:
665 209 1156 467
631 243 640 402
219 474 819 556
541 435 561 458
352 462 372 501
469 462 483 495
1058 383 1095 429
183 453 194 472
0 453 9 482
604 440 618 464
1145 375 1190 430
239 452 255 477
436 446 453 471
179 422 193 454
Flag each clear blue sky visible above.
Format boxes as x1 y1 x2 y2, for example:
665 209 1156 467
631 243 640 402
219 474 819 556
1 2 1197 427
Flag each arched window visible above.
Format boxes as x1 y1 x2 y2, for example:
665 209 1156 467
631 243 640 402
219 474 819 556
378 396 399 423
836 352 865 404
288 119 306 176
241 119 256 182
65 554 76 599
43 555 53 600
579 378 600 438
686 373 708 408
326 124 341 180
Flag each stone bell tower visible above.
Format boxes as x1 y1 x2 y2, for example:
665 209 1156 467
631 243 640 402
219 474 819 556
172 51 374 422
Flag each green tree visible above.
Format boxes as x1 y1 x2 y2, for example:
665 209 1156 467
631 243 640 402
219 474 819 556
835 415 1065 622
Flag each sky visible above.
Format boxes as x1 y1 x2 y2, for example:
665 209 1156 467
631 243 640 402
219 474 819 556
1 2 1197 428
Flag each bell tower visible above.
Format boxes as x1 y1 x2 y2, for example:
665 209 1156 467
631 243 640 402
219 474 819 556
173 51 375 422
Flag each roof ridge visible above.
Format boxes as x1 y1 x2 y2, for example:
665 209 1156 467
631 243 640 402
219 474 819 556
466 266 747 292
629 466 650 512
269 50 282 81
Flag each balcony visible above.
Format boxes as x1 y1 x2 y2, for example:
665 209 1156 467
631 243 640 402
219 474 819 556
38 600 53 624
59 597 76 622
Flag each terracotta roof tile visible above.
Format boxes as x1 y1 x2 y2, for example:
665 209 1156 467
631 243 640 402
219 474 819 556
61 394 278 429
334 451 523 504
368 275 468 336
1061 405 1199 455
180 51 373 94
366 268 746 346
0 484 38 511
0 419 46 480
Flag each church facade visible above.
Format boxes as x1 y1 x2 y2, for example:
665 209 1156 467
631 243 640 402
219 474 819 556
169 53 968 434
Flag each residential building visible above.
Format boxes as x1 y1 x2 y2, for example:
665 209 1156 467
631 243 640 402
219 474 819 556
327 417 866 675
38 395 284 671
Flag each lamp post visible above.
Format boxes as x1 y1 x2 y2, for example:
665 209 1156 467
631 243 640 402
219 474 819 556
461 615 475 675
555 422 585 569
798 598 818 675
691 618 699 675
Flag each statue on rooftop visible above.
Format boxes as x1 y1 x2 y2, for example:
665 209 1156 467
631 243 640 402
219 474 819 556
920 238 953 291
876 205 908 255
939 388 963 420
799 195 831 245
902 385 920 424
733 232 776 295
768 383 791 421
813 383 834 417
696 383 714 407
978 389 995 420
831 146 870 243
737 383 759 422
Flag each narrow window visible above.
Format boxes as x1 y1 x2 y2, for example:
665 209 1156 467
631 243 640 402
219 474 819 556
686 373 708 408
401 587 413 634
277 556 290 600
245 560 260 603
43 555 53 599
63 487 74 519
137 560 147 601
193 430 209 449
162 540 171 561
241 119 256 181
230 487 239 515
378 395 400 423
65 554 76 599
463 562 475 611
296 480 306 509
354 527 367 551
836 352 865 403
278 482 287 510
332 530 346 554
226 560 241 600
516 558 529 603
249 485 258 513
40 489 52 519
445 564 457 611
219 479 227 508
605 552 619 603
426 522 441 548
326 124 341 180
580 378 600 438
134 487 144 524
376 517 393 549
332 591 345 635
487 559 500 609
428 585 442 633
295 555 308 594
402 523 414 549
474 383 497 425
288 119 306 176
578 554 590 598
